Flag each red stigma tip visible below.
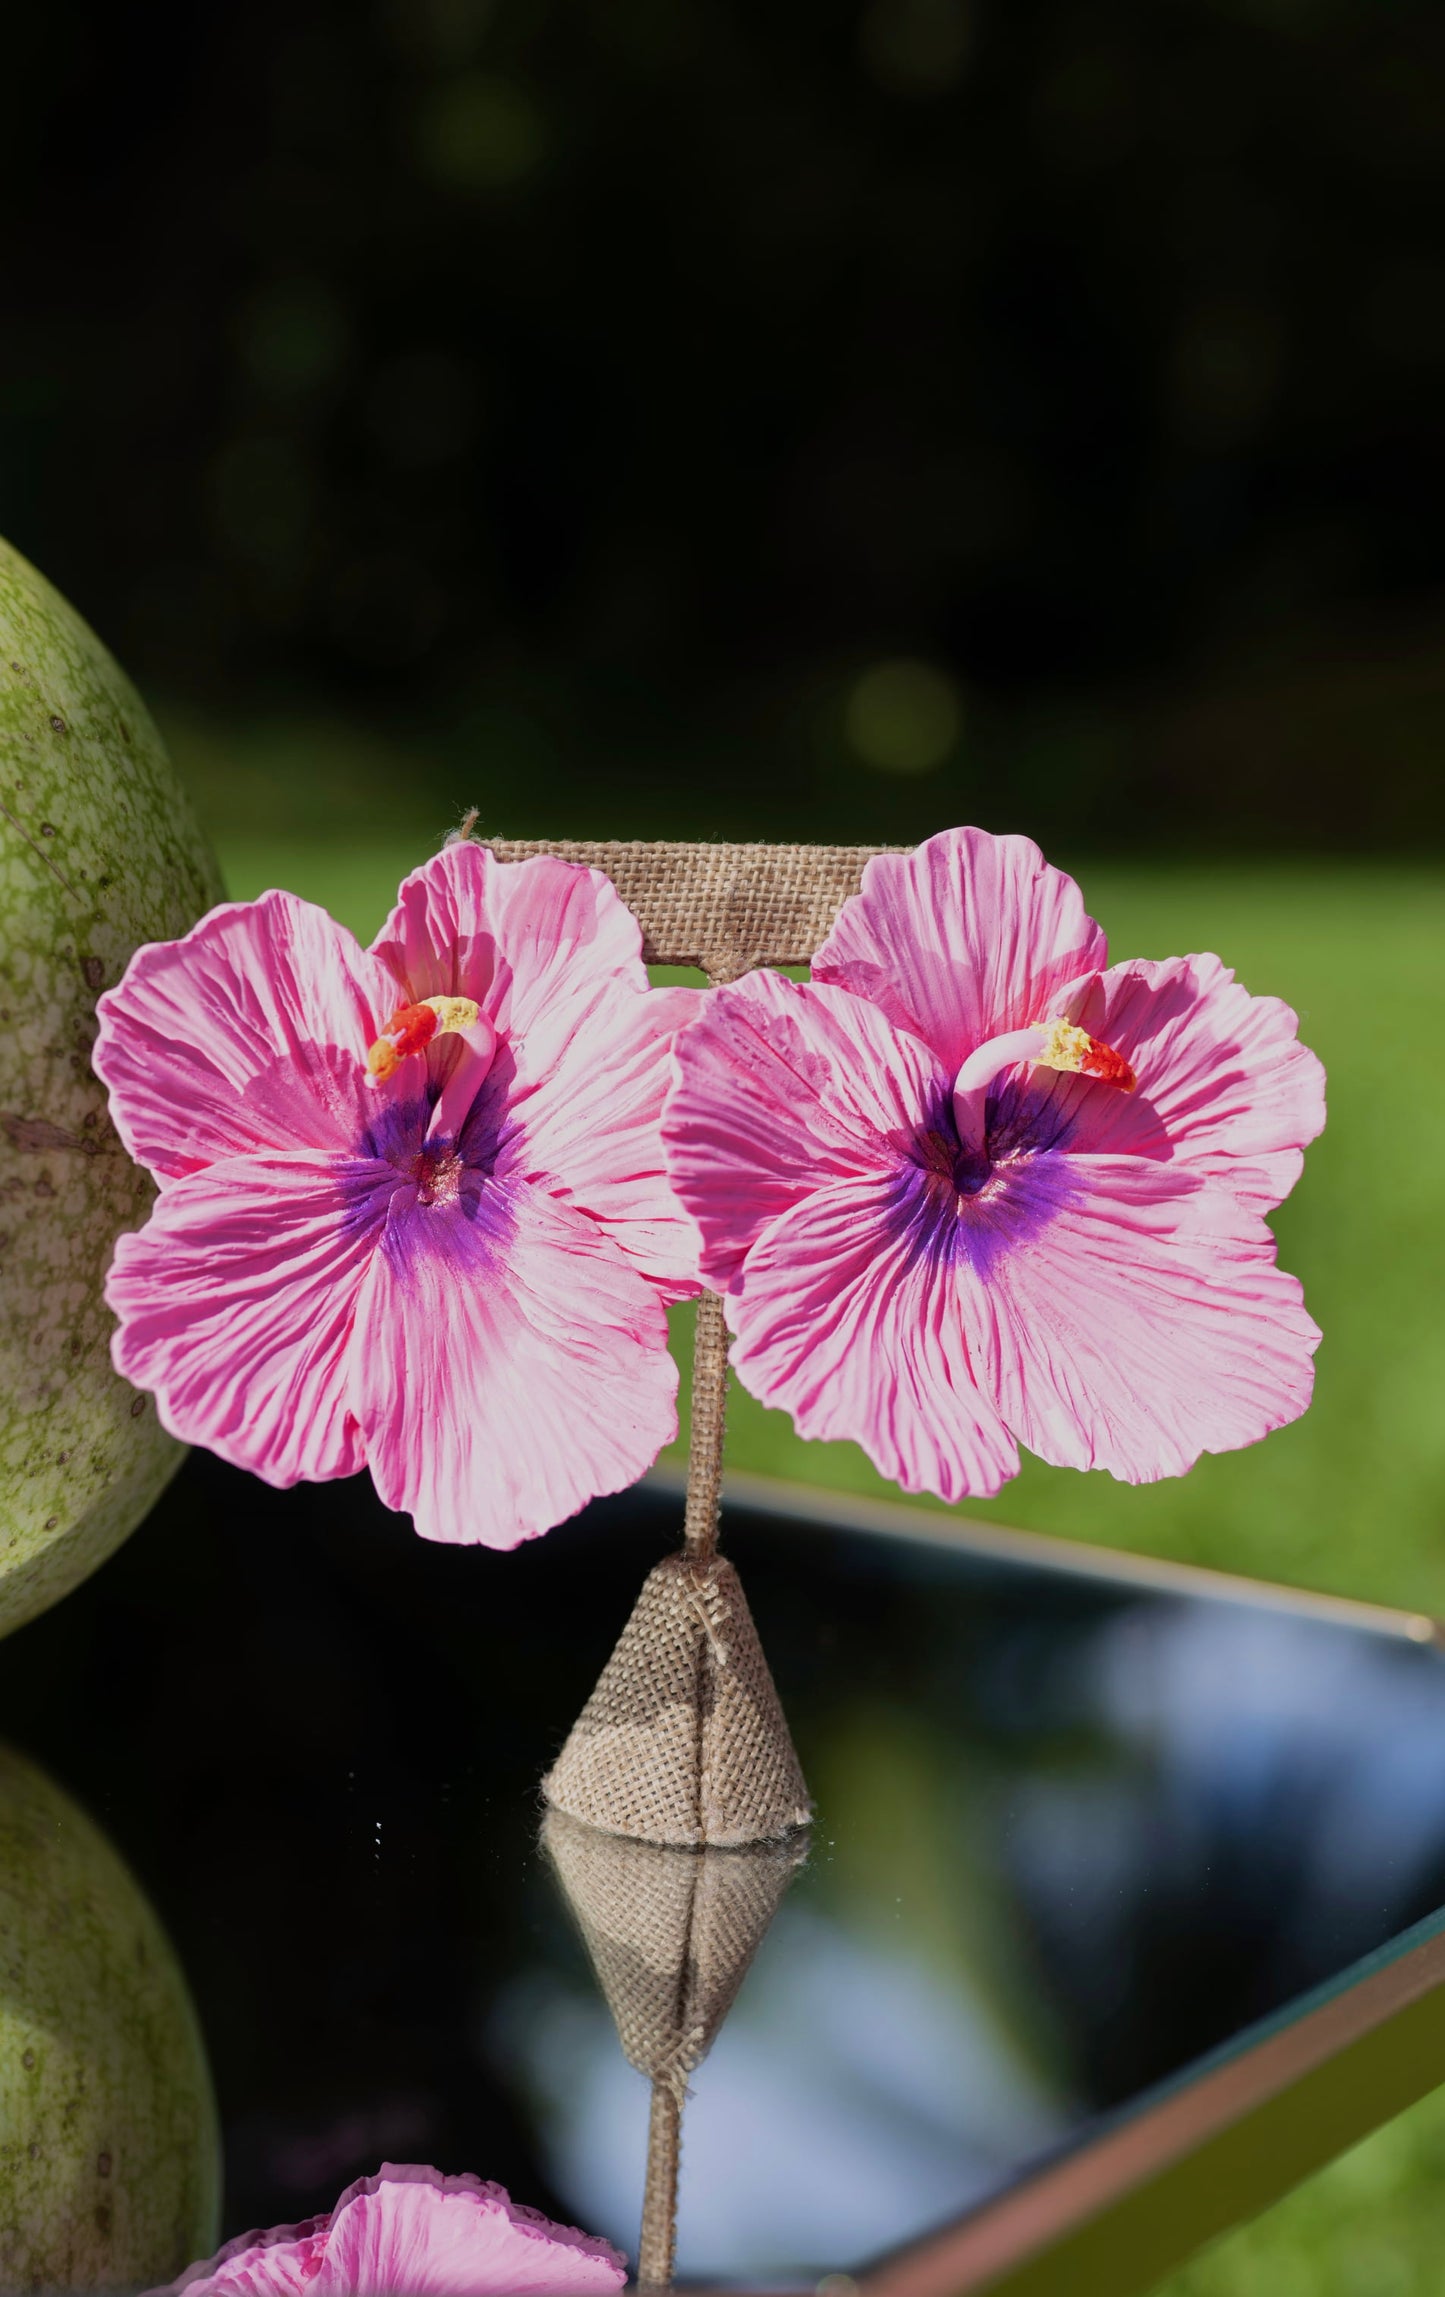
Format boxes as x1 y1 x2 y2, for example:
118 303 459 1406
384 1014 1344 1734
381 1003 441 1059
1080 1036 1137 1092
366 1001 441 1083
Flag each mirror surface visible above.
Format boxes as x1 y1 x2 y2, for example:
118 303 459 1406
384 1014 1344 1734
4 1457 1444 2285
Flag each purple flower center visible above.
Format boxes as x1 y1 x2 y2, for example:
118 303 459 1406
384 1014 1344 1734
898 1080 1082 1278
353 1048 519 1269
359 1031 505 1210
409 1146 465 1208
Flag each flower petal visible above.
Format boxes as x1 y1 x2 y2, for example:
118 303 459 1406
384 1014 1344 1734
812 826 1109 1074
954 1154 1321 1482
997 955 1326 1212
316 2166 626 2297
496 982 703 1299
348 1178 677 1546
106 1153 398 1485
161 2214 327 2297
727 1168 1020 1503
664 971 951 1291
370 843 648 1050
150 2170 625 2297
94 892 403 1184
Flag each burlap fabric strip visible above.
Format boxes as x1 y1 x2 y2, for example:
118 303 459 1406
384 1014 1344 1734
485 838 900 984
487 841 899 1846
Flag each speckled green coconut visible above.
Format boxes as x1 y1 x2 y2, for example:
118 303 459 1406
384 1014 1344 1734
0 1743 221 2291
0 537 222 1641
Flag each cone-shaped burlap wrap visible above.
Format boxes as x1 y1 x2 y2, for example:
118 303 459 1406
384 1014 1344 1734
541 1548 812 1846
542 1806 808 2289
487 838 898 1847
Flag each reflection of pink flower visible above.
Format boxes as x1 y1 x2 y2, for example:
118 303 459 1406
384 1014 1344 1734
149 2163 627 2296
664 827 1325 1499
95 845 699 1547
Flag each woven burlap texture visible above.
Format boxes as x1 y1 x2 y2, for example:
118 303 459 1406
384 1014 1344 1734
486 837 902 982
542 1806 807 2288
540 1553 813 1847
498 838 893 1846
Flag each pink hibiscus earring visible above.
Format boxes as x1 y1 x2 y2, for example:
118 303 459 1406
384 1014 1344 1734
663 825 1325 1500
93 840 701 1548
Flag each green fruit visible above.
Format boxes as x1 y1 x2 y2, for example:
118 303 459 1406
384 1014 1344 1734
0 1744 221 2291
0 537 223 1641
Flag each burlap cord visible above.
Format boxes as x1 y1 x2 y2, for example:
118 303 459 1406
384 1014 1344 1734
681 1290 730 1568
542 1807 807 2289
495 837 894 1846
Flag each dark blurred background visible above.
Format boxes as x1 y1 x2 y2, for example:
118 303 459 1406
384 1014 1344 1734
4 0 1444 848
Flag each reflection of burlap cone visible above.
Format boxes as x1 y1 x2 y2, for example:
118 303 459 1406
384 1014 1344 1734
542 1806 808 2290
541 1552 812 1847
542 1805 807 2089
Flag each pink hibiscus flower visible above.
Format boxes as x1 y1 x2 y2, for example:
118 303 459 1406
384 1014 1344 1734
663 826 1325 1499
147 2163 627 2296
95 844 700 1546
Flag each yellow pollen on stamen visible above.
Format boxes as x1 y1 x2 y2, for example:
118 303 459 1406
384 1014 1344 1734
423 995 481 1036
1035 1016 1137 1092
1037 1018 1094 1072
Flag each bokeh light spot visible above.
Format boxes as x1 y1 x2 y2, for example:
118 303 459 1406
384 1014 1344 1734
385 0 494 64
240 279 350 399
844 660 962 775
859 0 973 96
414 73 548 192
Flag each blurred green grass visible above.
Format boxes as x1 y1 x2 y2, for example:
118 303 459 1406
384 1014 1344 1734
216 825 1445 1617
1155 2079 1445 2297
